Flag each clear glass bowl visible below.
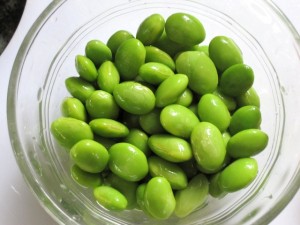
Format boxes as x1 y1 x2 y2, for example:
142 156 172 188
7 0 300 224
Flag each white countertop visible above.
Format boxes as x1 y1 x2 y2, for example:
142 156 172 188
1 1 300 224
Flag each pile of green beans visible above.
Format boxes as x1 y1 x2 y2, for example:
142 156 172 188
51 12 268 220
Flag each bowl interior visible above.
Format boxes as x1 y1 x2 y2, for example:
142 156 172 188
7 0 300 225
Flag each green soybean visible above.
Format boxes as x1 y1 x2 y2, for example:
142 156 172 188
94 186 128 210
51 117 94 149
148 156 188 190
179 159 198 179
61 97 87 121
85 40 112 67
155 74 189 108
139 108 165 134
113 81 155 115
189 44 209 56
165 13 205 46
236 87 260 108
71 164 102 188
115 38 146 80
145 46 175 71
144 177 176 219
176 51 218 95
191 122 226 173
227 129 268 158
136 183 148 212
89 118 129 138
85 90 119 119
213 88 237 112
75 55 98 82
124 129 150 156
218 158 258 192
107 30 134 56
109 143 148 181
148 134 193 162
70 139 109 173
229 105 261 135
208 172 226 198
136 13 165 45
139 62 174 85
175 88 193 107
153 30 185 57
219 64 254 97
105 173 138 209
174 174 209 218
94 135 117 149
197 94 231 132
97 61 120 93
209 36 243 72
65 77 95 103
160 104 199 138
121 111 140 129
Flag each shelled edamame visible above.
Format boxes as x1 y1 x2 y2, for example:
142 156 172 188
50 12 269 220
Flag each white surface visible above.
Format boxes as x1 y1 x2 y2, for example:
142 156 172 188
0 1 300 224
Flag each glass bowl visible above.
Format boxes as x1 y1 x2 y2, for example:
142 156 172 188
7 0 300 224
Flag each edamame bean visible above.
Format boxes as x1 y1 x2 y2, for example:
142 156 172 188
139 62 174 85
219 64 254 97
209 36 243 71
105 173 138 209
174 174 209 218
123 129 151 156
176 51 218 95
115 38 146 80
227 129 268 158
191 122 226 173
188 44 209 56
165 13 205 46
213 88 237 112
139 108 165 134
155 74 188 107
218 158 258 192
148 134 193 162
160 104 199 138
94 135 117 149
94 186 128 210
144 177 176 219
136 14 165 45
148 156 188 190
229 105 261 135
120 111 140 129
51 117 94 149
71 164 102 188
113 81 155 115
145 46 175 71
179 159 199 179
65 77 95 103
85 40 112 67
198 94 231 132
75 55 98 82
236 87 260 108
108 143 148 181
208 172 226 198
85 90 119 119
136 183 148 212
89 118 129 138
97 61 120 93
107 30 134 56
175 88 193 107
61 97 87 121
70 139 109 173
153 31 185 57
